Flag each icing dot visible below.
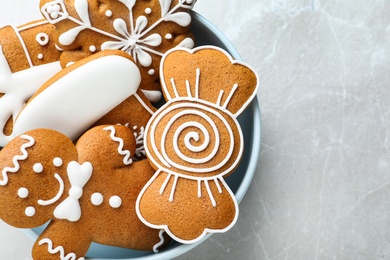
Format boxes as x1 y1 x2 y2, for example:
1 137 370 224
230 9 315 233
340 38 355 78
53 158 63 167
25 206 36 217
105 10 113 17
33 163 44 173
91 193 103 206
36 33 49 46
165 33 173 40
148 69 155 76
145 8 152 14
18 187 29 199
109 196 122 208
89 45 97 53
38 54 44 60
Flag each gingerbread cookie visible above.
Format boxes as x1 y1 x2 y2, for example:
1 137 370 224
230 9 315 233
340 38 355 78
0 20 62 147
0 125 169 259
136 46 259 243
12 49 150 142
40 0 197 102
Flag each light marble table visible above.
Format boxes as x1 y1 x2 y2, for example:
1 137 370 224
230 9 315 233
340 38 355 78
0 0 390 259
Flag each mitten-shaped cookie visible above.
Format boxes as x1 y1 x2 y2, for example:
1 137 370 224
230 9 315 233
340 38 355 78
40 0 197 102
0 20 62 147
0 125 169 259
136 46 259 243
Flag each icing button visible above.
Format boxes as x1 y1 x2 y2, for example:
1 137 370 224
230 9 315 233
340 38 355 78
25 206 36 217
109 196 122 208
91 192 104 206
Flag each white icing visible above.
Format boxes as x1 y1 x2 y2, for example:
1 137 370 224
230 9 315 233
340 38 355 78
36 32 50 46
134 126 146 158
0 135 35 186
169 175 179 202
0 44 62 146
165 33 173 40
91 192 103 206
103 126 133 165
133 93 155 115
135 169 240 245
149 102 235 173
140 89 162 103
105 10 113 17
159 46 260 117
13 55 141 141
33 163 44 173
55 44 64 51
25 206 36 217
66 61 75 67
89 45 96 52
153 230 166 253
54 161 92 222
109 196 122 208
18 20 50 32
38 54 44 60
38 173 65 206
38 238 85 260
18 187 29 199
53 157 63 167
41 0 194 72
148 69 155 75
204 180 216 207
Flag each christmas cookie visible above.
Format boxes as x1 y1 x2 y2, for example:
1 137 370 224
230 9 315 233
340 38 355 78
39 0 197 102
12 49 148 142
0 125 169 259
136 46 259 243
0 20 62 147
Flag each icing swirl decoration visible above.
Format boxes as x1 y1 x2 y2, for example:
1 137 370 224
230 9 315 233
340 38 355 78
146 100 242 179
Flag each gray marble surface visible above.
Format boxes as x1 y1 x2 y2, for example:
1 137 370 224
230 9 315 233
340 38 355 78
0 0 390 259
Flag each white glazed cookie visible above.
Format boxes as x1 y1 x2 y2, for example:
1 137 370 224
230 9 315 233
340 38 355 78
13 50 142 141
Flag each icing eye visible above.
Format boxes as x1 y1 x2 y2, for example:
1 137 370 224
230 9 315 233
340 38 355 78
18 187 29 199
165 33 173 40
33 163 44 173
25 206 36 217
109 196 122 208
53 158 63 167
145 8 152 14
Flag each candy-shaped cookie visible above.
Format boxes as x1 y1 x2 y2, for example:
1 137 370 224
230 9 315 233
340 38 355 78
12 49 155 143
0 125 169 259
0 20 62 147
39 0 197 102
136 46 259 243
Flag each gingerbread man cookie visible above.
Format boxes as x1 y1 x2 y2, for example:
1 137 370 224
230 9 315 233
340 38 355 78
0 20 62 147
0 125 169 259
39 0 197 102
136 46 259 243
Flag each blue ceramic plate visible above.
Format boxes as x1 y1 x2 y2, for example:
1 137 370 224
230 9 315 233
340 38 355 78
25 11 261 260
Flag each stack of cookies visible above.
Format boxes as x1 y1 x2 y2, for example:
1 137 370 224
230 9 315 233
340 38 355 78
0 0 259 259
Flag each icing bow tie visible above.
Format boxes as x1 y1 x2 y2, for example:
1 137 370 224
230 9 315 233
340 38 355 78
54 161 93 222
